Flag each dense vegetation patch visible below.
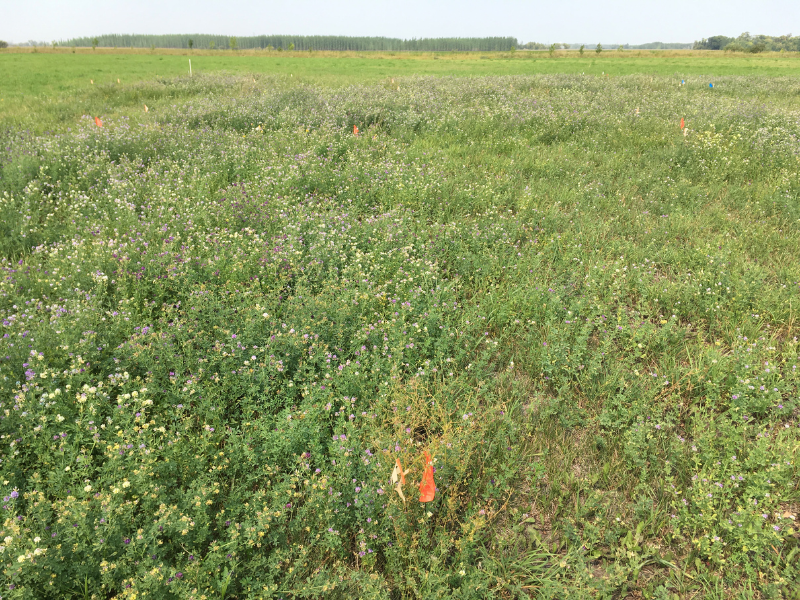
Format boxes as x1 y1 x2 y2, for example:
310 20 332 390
0 74 799 598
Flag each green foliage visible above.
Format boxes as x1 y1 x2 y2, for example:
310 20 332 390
91 37 98 50
596 43 603 53
0 68 799 598
187 39 193 50
0 40 8 49
229 36 238 51
696 32 800 52
521 41 548 50
60 34 521 52
288 42 294 51
579 44 585 55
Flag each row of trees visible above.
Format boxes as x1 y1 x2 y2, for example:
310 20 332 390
694 33 800 52
60 34 520 52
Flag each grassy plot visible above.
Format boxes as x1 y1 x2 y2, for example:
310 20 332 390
2 48 800 129
0 73 799 598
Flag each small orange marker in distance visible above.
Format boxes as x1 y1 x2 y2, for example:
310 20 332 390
680 117 685 130
144 104 149 113
94 116 103 127
353 125 359 136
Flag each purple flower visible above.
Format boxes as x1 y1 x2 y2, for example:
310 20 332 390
10 491 18 499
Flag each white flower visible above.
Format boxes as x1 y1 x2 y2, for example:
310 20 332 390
33 537 41 543
56 414 65 422
84 485 92 492
17 555 25 563
4 536 12 544
122 481 130 488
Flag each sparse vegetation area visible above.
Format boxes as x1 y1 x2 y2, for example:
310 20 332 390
0 58 799 599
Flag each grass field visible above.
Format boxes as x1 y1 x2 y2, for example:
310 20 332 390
0 54 799 599
2 47 800 129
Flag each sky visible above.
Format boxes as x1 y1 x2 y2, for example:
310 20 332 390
1 0 798 46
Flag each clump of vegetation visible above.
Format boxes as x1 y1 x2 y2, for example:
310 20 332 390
0 72 798 598
695 32 800 52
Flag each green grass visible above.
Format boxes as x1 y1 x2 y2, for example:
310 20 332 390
3 48 800 130
0 62 799 599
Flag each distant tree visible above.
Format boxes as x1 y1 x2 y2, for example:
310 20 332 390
579 44 585 55
209 41 215 50
150 43 155 52
288 42 295 51
229 37 238 51
277 46 283 52
0 40 9 49
92 37 98 50
548 43 556 56
618 45 624 51
52 40 57 49
596 43 603 54
188 39 194 50
694 35 734 50
266 44 274 51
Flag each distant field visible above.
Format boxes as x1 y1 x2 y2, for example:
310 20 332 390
2 47 800 122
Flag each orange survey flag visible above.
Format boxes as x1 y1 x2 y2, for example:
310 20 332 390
419 451 435 502
94 116 103 127
680 117 685 130
353 125 359 136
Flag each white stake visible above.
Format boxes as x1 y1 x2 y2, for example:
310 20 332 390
189 59 192 77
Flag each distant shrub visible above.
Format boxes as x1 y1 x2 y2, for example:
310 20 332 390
0 40 9 49
724 42 745 52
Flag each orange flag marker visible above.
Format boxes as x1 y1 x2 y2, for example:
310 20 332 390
419 451 435 503
680 117 685 130
353 125 359 136
144 104 149 113
94 116 103 127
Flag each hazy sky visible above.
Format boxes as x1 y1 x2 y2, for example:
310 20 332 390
2 0 798 45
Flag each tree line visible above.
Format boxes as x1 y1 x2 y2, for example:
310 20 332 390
59 34 520 52
694 33 800 52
